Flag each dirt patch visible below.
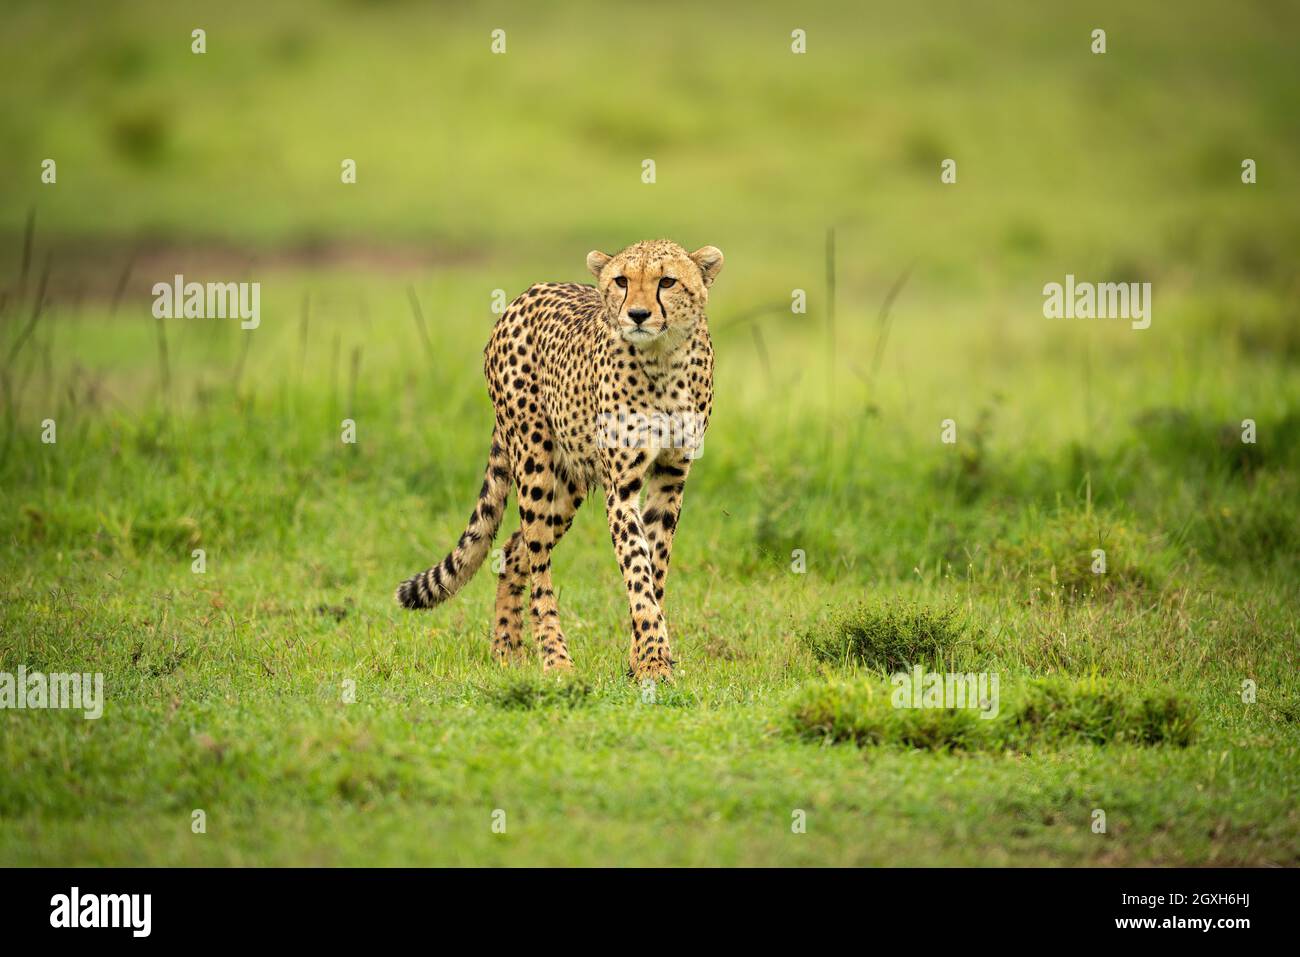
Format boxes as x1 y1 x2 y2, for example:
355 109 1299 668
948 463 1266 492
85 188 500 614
0 228 487 309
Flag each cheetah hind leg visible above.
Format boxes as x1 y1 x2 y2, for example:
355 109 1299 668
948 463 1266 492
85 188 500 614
491 529 530 665
514 453 584 674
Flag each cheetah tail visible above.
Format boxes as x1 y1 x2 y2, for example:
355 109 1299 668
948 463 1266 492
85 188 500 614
395 428 511 610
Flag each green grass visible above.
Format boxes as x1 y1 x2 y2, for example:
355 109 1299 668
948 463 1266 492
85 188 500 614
785 676 1199 751
1 0 1299 866
801 602 976 671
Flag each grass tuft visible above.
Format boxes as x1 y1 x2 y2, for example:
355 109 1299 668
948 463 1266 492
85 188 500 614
784 676 1197 751
482 674 593 710
802 602 973 672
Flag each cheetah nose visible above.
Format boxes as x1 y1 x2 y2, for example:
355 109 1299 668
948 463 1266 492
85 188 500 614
628 308 651 324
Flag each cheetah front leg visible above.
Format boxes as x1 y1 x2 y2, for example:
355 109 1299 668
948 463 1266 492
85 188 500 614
602 450 673 681
641 453 692 607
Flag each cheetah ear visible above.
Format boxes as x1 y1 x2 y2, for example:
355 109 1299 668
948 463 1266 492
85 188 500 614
586 250 612 279
690 246 724 286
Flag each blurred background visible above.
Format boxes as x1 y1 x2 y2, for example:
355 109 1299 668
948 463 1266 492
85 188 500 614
4 1 1298 291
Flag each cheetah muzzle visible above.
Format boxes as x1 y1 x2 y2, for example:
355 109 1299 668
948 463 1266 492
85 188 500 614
396 239 723 681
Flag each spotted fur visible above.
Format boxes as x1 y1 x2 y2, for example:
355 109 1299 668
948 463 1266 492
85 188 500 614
396 239 723 680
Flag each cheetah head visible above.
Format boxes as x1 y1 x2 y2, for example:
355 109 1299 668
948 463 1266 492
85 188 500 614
586 239 724 347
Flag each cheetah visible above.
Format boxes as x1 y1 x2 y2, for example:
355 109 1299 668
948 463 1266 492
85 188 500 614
396 239 723 680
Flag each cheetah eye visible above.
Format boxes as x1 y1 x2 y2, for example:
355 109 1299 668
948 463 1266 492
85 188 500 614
658 277 676 289
613 276 627 289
